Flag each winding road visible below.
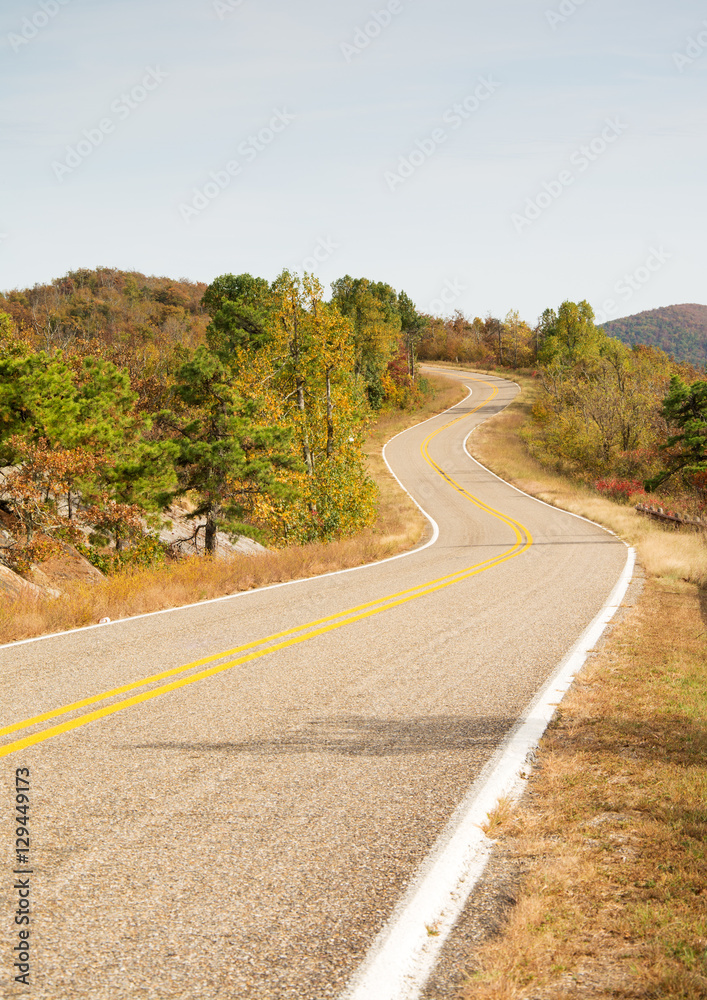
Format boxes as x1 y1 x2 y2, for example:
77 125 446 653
0 370 629 999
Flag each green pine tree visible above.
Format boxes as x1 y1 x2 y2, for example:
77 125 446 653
646 375 707 490
164 346 299 553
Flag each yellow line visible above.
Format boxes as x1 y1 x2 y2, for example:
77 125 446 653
0 552 515 741
0 574 478 738
0 384 516 741
421 381 531 548
0 377 533 758
0 548 527 758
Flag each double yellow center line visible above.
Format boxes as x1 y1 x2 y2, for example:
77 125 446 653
0 380 533 758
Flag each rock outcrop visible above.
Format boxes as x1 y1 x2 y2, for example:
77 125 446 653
0 564 44 602
158 503 268 559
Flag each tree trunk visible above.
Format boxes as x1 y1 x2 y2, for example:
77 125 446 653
326 367 334 459
297 376 314 474
205 514 217 556
291 300 313 475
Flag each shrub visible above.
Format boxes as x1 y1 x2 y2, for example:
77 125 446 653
595 478 647 504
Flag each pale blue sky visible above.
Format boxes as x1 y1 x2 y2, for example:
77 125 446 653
2 0 705 324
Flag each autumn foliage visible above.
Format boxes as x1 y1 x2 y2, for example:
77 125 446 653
0 267 429 572
521 301 707 521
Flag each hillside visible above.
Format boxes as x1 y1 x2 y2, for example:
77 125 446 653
0 268 211 413
602 303 707 367
0 266 210 361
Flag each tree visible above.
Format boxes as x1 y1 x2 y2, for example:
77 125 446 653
417 312 493 366
482 316 505 365
397 290 426 378
535 307 557 356
93 436 177 548
504 309 534 368
202 273 275 358
271 271 318 475
646 375 707 491
164 346 298 554
0 349 80 457
0 346 144 460
530 326 675 479
0 438 93 551
201 273 272 317
301 276 356 460
331 276 401 408
0 324 184 555
539 300 604 364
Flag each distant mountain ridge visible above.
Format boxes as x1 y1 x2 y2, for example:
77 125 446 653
601 303 707 368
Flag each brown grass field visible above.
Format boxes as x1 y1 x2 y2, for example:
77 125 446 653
0 374 465 645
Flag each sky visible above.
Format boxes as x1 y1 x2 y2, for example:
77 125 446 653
1 0 705 325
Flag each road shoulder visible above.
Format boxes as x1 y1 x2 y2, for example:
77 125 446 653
448 369 707 999
456 574 706 999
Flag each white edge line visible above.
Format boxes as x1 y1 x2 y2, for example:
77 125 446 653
0 387 474 651
462 430 626 545
341 546 637 1000
436 363 626 540
340 380 637 1000
462 426 627 538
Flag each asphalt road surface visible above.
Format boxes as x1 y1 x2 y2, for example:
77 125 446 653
0 371 628 999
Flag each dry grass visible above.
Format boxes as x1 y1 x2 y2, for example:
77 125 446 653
463 581 707 999
454 368 707 999
482 795 516 837
0 374 465 645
